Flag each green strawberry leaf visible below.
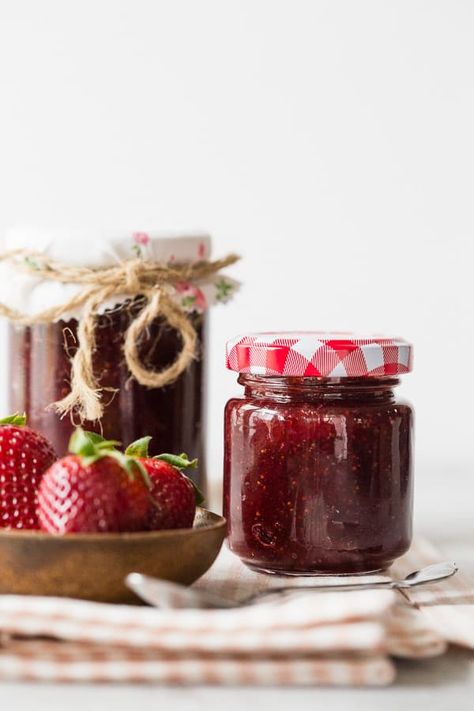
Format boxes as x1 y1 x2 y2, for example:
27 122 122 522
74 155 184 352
69 428 121 457
0 412 27 426
81 431 107 444
125 436 152 458
153 453 198 470
82 430 121 450
107 449 152 488
69 428 99 457
95 439 122 450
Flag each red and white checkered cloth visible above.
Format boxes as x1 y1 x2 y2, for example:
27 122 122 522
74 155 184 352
0 539 469 686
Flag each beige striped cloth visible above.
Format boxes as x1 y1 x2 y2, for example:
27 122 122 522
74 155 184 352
0 539 470 686
391 538 474 650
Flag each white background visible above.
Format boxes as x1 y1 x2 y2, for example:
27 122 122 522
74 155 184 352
1 0 473 484
0 2 473 704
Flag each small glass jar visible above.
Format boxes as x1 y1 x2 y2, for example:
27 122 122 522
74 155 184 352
224 333 414 575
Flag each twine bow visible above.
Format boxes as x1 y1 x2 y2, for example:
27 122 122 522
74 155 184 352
0 250 239 422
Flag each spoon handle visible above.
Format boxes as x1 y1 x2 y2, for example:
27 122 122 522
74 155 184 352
246 581 393 602
247 561 457 603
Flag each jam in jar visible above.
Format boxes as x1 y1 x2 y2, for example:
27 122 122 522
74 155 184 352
224 333 414 574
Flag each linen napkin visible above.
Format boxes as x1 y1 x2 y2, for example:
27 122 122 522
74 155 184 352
391 538 474 649
0 539 468 686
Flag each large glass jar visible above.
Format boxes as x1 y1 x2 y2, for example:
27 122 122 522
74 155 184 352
0 229 238 492
224 333 414 574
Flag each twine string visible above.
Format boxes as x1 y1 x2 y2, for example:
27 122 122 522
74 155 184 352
0 250 239 421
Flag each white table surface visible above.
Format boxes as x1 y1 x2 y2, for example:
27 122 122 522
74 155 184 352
2 465 473 711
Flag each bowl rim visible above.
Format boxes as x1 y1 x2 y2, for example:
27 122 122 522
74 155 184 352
0 507 226 542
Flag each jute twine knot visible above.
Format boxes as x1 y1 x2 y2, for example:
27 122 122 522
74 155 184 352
0 250 239 422
124 259 142 294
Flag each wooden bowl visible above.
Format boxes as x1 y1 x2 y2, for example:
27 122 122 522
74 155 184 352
0 508 226 603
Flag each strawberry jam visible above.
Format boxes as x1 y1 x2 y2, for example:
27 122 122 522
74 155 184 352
224 375 413 574
8 302 207 488
224 332 414 575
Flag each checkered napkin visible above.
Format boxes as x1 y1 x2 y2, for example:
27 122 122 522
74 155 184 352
0 540 469 686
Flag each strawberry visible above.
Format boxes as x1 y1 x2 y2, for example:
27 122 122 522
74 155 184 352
0 413 56 530
125 438 203 530
37 429 151 534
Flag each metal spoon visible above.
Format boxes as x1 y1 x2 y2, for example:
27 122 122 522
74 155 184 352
126 561 458 609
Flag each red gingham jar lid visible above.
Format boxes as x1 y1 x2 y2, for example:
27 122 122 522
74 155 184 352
226 332 413 378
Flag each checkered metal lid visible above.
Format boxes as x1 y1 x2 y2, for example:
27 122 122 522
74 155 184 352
226 332 413 377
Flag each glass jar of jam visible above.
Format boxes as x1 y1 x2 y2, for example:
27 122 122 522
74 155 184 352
224 333 414 575
0 228 239 492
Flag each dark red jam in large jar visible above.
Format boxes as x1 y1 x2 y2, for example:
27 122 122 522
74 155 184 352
224 333 414 574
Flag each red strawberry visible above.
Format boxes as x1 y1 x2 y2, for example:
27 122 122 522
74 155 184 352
126 438 203 530
37 429 151 534
0 413 56 530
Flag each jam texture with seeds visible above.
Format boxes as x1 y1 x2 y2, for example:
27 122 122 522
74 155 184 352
224 375 413 574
